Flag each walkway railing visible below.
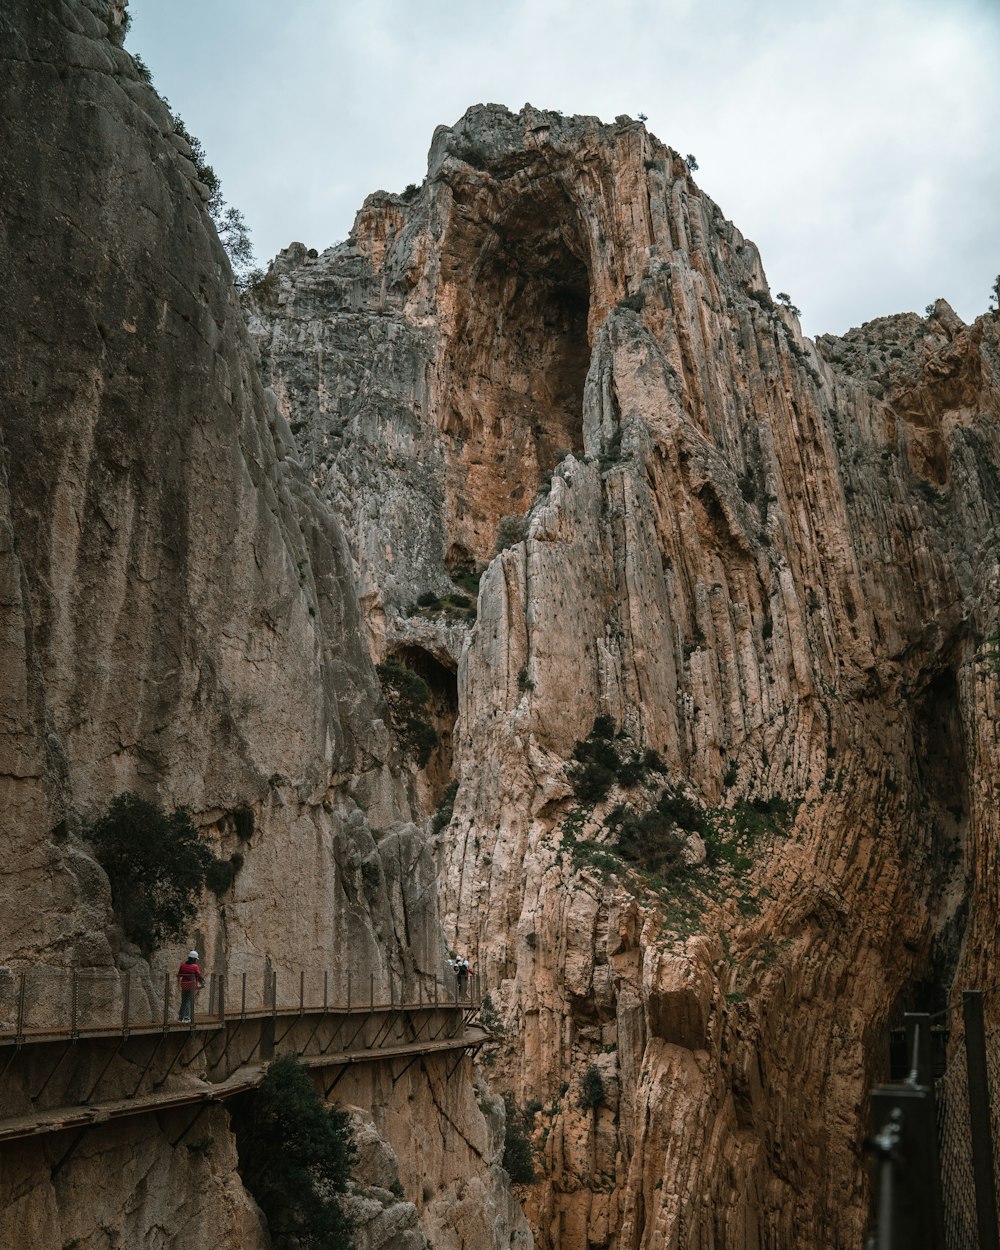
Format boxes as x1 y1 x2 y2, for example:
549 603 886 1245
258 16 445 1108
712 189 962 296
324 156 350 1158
0 962 490 1153
0 964 482 1042
867 992 1000 1250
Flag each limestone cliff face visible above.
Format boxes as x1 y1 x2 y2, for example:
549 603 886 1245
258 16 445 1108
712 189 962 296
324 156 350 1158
0 6 529 1249
252 102 1000 1248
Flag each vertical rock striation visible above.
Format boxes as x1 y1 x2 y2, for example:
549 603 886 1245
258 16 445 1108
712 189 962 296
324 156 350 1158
0 6 529 1249
253 102 1000 1248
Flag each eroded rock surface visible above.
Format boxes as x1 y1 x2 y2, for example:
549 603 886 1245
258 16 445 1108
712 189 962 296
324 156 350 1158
0 6 528 1249
253 101 1000 1248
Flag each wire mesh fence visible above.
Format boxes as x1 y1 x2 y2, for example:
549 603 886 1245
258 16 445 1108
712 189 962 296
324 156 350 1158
937 1042 979 1250
987 1027 1000 1209
869 996 1000 1250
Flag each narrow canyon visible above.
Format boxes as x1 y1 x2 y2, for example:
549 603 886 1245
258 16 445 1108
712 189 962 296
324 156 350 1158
2 3 999 1249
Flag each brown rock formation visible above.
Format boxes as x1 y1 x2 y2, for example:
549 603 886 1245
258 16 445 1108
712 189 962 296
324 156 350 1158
0 6 529 1248
253 102 1000 1248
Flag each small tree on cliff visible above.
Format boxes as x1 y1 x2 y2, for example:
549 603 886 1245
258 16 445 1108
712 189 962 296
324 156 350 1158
990 275 1000 314
502 1095 536 1184
237 1055 356 1250
87 793 240 952
87 794 212 954
375 658 439 767
580 1064 606 1111
776 292 802 317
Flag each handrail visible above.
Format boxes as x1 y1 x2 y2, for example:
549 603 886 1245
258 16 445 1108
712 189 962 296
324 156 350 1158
0 963 483 1045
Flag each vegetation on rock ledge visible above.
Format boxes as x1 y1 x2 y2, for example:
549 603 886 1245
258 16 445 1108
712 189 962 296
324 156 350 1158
376 658 439 767
235 1055 356 1250
86 793 238 954
502 1095 537 1184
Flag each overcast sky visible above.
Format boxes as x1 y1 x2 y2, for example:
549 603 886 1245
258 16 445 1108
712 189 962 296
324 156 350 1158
128 0 999 338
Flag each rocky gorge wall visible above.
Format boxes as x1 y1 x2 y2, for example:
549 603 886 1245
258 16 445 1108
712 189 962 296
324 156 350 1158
252 103 1000 1248
0 4 530 1249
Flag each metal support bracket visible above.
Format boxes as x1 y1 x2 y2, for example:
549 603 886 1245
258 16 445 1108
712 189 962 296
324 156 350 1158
30 1039 76 1104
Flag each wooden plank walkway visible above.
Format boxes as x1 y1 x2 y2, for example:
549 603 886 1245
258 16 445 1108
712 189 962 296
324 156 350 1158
0 999 476 1049
0 1026 490 1145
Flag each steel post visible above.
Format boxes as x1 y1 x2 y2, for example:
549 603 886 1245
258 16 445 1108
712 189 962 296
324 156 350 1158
870 1083 946 1250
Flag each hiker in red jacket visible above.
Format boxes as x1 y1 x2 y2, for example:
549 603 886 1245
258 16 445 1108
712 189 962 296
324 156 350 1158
177 950 204 1023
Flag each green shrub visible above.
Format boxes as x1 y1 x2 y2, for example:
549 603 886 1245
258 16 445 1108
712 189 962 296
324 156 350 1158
205 853 243 898
451 566 483 596
580 1065 605 1110
571 736 619 804
571 720 666 803
496 514 528 552
408 720 440 768
598 427 624 469
360 857 381 904
775 292 801 316
655 790 707 836
614 787 707 875
410 589 476 623
616 807 686 875
376 659 439 767
131 52 154 84
243 268 279 303
236 1055 356 1250
502 1096 536 1184
615 755 646 787
234 807 255 841
616 292 644 314
86 793 213 954
431 781 459 834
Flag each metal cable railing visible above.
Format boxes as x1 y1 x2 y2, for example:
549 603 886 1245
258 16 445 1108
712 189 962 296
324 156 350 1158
0 964 483 1041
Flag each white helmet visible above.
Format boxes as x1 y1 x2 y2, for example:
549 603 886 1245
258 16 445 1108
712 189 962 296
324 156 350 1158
188 950 199 960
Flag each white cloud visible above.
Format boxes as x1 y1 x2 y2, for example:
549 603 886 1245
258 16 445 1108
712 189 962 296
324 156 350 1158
128 0 999 335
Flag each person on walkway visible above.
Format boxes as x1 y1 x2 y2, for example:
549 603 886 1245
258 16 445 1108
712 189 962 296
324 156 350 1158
177 950 203 1023
455 956 469 997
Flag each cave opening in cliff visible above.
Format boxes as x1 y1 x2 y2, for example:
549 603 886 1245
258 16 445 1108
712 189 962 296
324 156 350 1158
391 645 458 803
443 185 592 561
901 667 971 1021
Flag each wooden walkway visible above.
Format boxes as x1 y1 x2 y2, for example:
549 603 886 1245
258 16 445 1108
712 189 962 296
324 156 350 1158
0 1025 490 1146
0 968 490 1152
